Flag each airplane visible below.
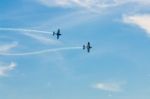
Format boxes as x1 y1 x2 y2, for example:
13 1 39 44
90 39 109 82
83 42 92 53
53 29 61 39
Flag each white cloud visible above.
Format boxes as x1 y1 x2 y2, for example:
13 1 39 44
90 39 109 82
123 14 150 35
0 62 16 76
93 82 123 92
0 42 18 53
131 0 150 5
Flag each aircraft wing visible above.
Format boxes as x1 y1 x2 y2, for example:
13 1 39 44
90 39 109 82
57 35 59 39
87 47 90 53
88 42 90 46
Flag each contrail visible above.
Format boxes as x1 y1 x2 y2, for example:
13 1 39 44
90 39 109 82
0 47 82 56
0 27 52 34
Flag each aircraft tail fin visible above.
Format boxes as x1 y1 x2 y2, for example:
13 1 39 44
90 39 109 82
53 32 55 36
83 45 85 50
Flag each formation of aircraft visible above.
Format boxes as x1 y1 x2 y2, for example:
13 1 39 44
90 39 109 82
83 42 92 53
53 29 92 53
53 29 61 39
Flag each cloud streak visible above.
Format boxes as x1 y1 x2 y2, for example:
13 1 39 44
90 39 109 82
0 47 81 56
0 27 52 34
0 62 16 76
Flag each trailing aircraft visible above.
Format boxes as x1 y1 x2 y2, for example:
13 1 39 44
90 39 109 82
83 42 92 53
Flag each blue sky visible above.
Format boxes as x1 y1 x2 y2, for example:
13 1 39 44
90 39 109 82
0 0 150 99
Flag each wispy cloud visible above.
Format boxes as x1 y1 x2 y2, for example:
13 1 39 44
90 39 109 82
42 11 98 29
38 0 118 12
92 82 124 92
38 0 150 11
0 62 16 76
0 42 18 53
123 14 150 35
0 34 18 73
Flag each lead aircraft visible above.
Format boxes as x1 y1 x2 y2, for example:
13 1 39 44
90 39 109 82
53 29 61 39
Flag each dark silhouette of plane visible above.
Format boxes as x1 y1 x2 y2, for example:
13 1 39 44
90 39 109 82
83 42 92 53
53 29 61 39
